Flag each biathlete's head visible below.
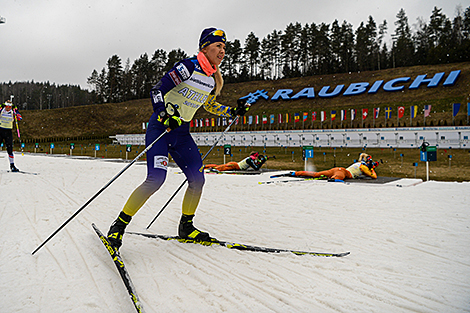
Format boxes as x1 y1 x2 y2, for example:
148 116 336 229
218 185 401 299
4 100 12 110
198 27 226 96
199 28 226 67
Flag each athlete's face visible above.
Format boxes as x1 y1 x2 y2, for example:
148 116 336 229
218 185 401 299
202 41 226 66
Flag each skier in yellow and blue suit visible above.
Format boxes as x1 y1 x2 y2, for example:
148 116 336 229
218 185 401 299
107 28 250 249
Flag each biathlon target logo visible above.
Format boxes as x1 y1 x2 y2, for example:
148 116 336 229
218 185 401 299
154 156 169 170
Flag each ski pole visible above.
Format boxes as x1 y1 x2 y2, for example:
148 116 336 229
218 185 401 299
14 111 21 138
32 129 170 255
13 110 23 154
146 116 239 229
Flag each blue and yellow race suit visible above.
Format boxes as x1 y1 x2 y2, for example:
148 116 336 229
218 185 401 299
122 57 234 217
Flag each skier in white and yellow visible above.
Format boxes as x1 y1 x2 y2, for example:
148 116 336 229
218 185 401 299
0 100 22 172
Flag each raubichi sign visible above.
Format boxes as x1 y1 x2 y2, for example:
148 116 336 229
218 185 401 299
240 70 461 103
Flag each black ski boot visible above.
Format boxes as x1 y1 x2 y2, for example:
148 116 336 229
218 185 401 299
178 214 217 243
10 164 20 172
107 212 132 249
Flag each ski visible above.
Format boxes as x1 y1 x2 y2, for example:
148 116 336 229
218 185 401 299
92 224 146 313
270 172 295 178
128 232 350 258
258 178 309 184
5 170 39 175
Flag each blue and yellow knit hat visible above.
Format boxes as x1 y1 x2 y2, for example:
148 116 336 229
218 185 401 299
199 27 226 50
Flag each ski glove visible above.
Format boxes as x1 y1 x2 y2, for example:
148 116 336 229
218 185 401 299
159 111 183 130
232 98 250 116
158 102 183 130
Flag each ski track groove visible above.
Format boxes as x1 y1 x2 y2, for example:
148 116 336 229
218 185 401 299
407 245 470 268
153 240 324 312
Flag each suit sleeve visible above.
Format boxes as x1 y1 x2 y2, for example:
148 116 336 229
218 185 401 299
203 94 233 118
359 164 377 179
149 59 195 115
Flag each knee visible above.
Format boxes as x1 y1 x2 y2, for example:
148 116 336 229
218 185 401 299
143 172 166 192
187 174 205 191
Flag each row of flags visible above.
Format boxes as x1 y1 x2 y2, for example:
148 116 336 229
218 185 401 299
190 103 470 127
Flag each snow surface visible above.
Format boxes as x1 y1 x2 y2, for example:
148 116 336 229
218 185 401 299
1 153 469 313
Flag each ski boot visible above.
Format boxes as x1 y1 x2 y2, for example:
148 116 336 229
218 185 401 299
10 164 20 172
107 212 132 249
178 214 217 243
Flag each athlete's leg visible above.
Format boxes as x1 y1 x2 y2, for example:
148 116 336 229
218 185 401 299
122 123 171 217
330 168 348 180
108 118 171 248
215 162 240 171
170 129 205 216
295 168 337 178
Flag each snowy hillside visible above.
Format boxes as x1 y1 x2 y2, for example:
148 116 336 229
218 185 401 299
1 153 469 312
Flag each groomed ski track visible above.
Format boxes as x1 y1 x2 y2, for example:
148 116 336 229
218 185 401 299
1 153 469 312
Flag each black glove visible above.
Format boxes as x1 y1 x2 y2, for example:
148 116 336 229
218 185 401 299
232 98 250 116
158 111 182 130
158 102 183 130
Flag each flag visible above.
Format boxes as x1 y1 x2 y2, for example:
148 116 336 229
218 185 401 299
424 105 431 117
303 112 308 122
278 113 283 124
200 118 203 127
374 108 380 119
222 117 227 126
362 109 368 120
453 103 461 117
294 113 300 123
205 118 209 127
243 116 247 124
262 115 267 124
211 118 215 127
341 110 346 121
331 110 336 121
235 117 239 125
321 111 326 122
351 109 356 121
398 106 405 119
285 113 289 123
468 103 470 116
270 114 275 124
385 107 392 119
190 120 194 127
248 116 253 125
255 115 259 124
410 105 418 118
312 111 317 121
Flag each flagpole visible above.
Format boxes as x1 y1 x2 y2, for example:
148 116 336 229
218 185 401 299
424 106 426 126
350 110 353 128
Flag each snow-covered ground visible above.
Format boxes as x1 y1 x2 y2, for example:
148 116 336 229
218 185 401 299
1 153 469 313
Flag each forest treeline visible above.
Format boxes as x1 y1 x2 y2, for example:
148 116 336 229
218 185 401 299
2 6 469 110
